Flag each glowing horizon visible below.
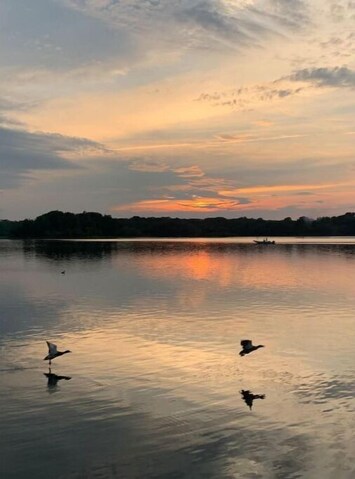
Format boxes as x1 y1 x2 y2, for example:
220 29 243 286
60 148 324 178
1 0 354 220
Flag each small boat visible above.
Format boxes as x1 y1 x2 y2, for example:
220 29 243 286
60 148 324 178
253 238 275 245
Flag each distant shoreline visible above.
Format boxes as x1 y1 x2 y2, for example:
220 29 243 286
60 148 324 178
2 210 355 239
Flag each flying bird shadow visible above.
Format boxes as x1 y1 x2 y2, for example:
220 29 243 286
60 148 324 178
240 389 265 410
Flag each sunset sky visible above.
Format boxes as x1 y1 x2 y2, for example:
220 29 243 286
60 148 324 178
1 0 354 220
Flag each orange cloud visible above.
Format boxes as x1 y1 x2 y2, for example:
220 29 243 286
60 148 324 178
173 165 205 178
112 197 248 213
220 181 355 196
114 142 200 152
253 119 274 127
215 133 253 142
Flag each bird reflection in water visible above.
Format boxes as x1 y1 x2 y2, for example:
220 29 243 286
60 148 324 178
239 339 264 357
240 389 265 410
44 369 71 392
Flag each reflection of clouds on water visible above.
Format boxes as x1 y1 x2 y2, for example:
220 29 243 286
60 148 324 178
2 368 314 479
295 374 355 409
2 241 355 477
123 242 355 295
13 241 355 311
0 281 69 337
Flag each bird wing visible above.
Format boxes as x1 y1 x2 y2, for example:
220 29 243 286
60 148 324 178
240 339 252 348
46 341 58 354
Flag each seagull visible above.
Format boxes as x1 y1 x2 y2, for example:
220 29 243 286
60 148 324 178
239 339 264 356
44 341 71 365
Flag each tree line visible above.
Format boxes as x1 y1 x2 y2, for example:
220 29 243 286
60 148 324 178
1 210 355 238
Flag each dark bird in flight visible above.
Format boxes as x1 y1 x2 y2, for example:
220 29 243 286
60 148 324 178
240 390 265 410
44 341 71 366
61 270 65 274
44 371 71 389
239 339 264 356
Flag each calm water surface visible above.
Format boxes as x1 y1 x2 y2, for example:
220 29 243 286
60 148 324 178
1 238 355 478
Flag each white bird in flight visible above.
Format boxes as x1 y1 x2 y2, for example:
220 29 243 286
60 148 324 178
44 341 71 365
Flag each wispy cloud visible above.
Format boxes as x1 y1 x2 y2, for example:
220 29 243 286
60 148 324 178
0 0 134 72
0 126 91 188
220 181 355 196
128 159 170 173
196 65 355 111
111 196 251 214
253 119 274 127
172 166 205 178
63 0 311 57
195 81 304 109
214 133 305 143
287 66 355 88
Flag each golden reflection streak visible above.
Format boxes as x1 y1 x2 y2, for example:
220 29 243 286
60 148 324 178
121 248 355 293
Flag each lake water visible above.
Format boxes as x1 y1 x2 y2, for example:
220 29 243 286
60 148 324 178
1 238 355 479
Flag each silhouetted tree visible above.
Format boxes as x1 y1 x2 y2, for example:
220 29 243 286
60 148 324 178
6 210 355 238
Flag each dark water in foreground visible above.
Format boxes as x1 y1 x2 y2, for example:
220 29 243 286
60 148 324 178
1 238 355 479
